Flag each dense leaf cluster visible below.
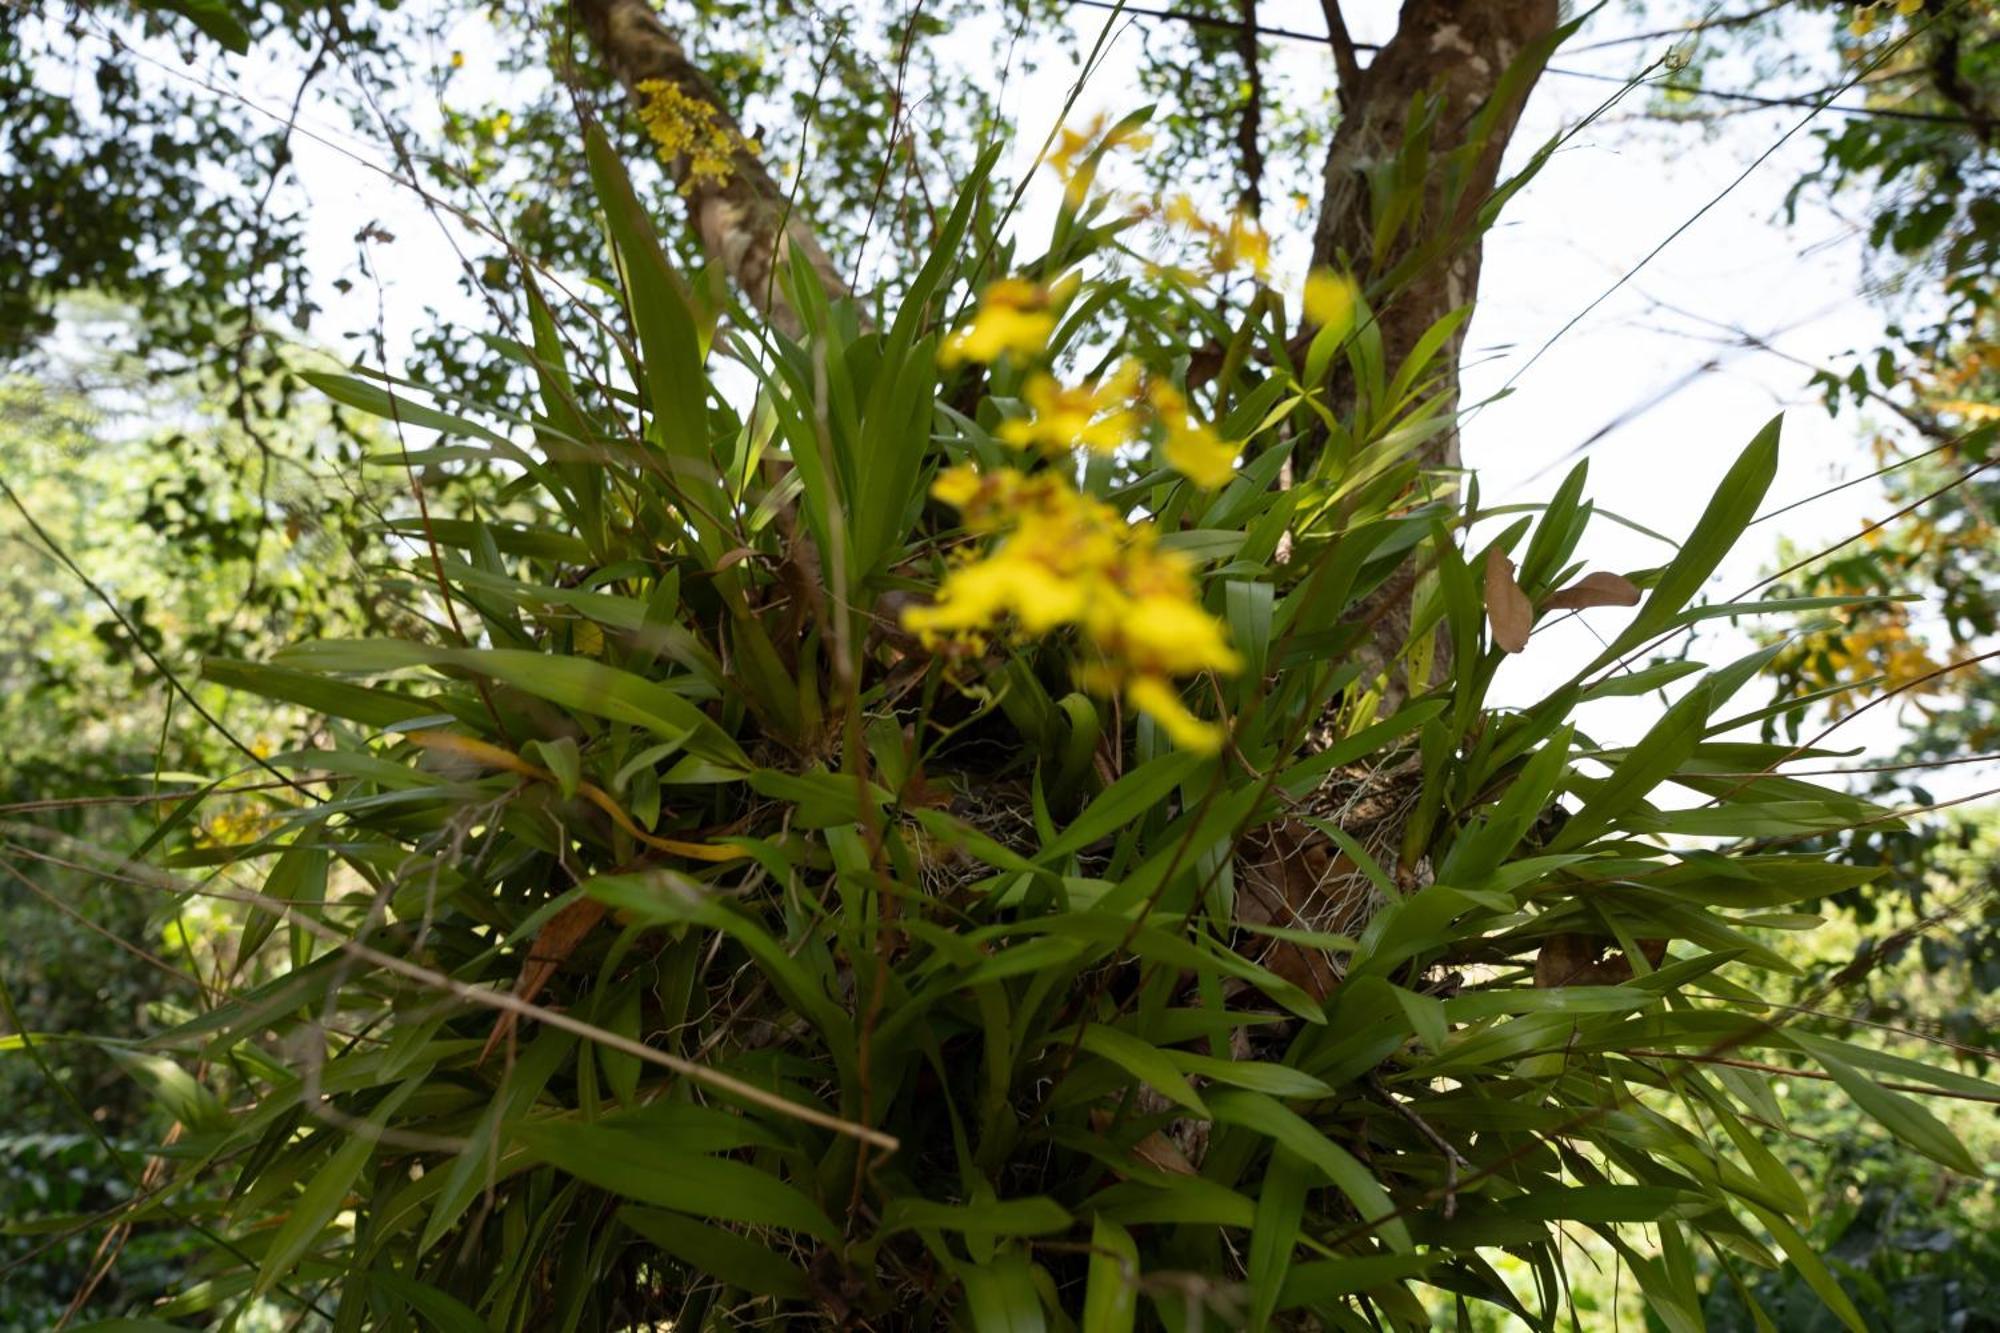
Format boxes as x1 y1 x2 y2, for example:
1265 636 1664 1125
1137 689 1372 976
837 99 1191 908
84 125 1993 1332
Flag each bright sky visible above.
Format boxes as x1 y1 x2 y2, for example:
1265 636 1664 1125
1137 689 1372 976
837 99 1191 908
1009 2 1930 767
42 0 1968 783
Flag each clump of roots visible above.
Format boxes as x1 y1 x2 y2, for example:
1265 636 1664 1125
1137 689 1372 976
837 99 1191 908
1235 755 1428 1001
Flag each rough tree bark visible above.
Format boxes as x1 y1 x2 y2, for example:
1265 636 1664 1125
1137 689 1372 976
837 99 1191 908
1312 0 1560 706
1234 1 1566 970
1313 0 1560 474
570 0 850 335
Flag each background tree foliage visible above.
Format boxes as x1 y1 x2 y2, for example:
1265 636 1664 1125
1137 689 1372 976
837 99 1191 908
0 322 400 1327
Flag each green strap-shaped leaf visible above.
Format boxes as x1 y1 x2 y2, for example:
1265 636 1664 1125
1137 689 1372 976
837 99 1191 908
1789 1033 1979 1173
1081 1214 1139 1333
1167 1052 1333 1100
1548 680 1715 851
618 1206 811 1300
877 1195 1073 1238
303 371 511 445
1208 1089 1411 1252
255 1079 419 1295
959 1251 1049 1333
202 657 436 728
371 1273 486 1333
1739 1201 1867 1333
1276 1253 1436 1311
108 1050 229 1135
1247 1146 1310 1331
237 835 326 966
1075 1026 1209 1118
275 640 747 769
1040 751 1203 863
1591 414 1781 669
512 1120 839 1244
580 122 724 555
1438 723 1572 884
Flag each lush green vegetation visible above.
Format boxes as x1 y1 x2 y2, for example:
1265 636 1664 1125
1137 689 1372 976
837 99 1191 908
4 1 1998 1329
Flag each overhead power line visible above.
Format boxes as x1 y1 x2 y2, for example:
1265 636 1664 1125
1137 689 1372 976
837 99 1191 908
1547 63 1983 126
1066 0 1993 129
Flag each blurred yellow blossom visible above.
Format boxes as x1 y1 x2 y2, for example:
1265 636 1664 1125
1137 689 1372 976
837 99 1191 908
1159 196 1270 279
905 465 1239 752
197 800 279 849
1809 614 1946 717
931 463 985 510
1150 381 1241 488
1779 567 1949 718
1125 675 1221 752
999 362 1142 455
1303 268 1360 334
1142 260 1207 287
1162 424 1239 489
1113 591 1241 677
941 278 1058 366
1048 113 1154 205
1220 212 1272 278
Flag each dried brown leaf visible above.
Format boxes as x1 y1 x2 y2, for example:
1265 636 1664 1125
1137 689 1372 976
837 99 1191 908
1129 1129 1199 1176
1544 570 1642 611
1483 547 1533 653
480 895 608 1063
1534 933 1668 987
1088 1110 1199 1176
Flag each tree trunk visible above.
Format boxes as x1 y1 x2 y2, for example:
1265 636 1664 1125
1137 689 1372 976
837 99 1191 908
1312 0 1560 701
570 0 849 335
1229 1 1567 969
1313 0 1557 472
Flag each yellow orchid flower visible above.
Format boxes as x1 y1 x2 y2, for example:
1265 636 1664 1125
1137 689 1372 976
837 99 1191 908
998 362 1143 456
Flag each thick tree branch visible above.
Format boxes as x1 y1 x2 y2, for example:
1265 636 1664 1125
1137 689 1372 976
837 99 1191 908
1310 0 1559 707
1235 0 1265 214
1311 0 1558 475
1318 0 1362 93
570 0 849 334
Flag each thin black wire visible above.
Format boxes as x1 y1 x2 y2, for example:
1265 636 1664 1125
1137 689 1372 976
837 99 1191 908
1568 1 1789 53
1489 8 1944 404
1549 62 1983 126
1065 0 1992 128
1750 428 1991 528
